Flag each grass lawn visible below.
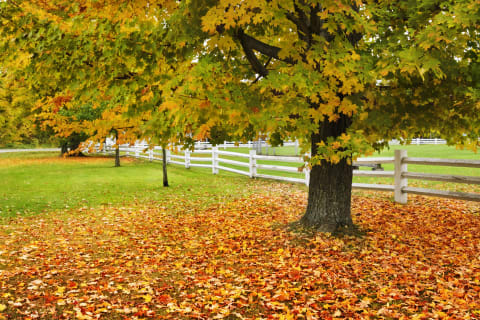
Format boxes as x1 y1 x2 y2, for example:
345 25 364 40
0 152 258 217
0 152 479 318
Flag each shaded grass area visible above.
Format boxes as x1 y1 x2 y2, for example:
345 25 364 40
0 152 256 217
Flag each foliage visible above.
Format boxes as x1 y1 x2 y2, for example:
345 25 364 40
6 0 478 158
157 0 480 159
0 0 165 152
0 55 54 146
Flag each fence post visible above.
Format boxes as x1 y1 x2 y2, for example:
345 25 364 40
295 140 299 156
212 147 219 174
394 149 408 204
135 146 139 158
304 152 311 186
304 167 310 186
149 149 153 162
166 149 171 164
185 150 190 169
224 141 227 150
249 150 257 178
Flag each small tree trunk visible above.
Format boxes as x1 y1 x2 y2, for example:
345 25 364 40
60 142 68 156
115 146 120 167
114 131 120 167
162 148 169 187
299 115 354 233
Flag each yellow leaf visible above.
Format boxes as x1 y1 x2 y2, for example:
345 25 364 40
55 286 66 295
330 155 340 164
0 304 6 312
351 51 360 61
331 141 341 149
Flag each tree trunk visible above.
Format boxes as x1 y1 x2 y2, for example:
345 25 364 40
115 145 120 167
300 115 354 233
60 142 68 156
114 131 120 167
300 157 353 232
162 148 169 187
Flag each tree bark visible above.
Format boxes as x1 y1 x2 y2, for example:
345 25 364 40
60 135 85 157
114 131 120 167
60 142 68 156
300 157 353 232
300 115 354 233
115 145 120 167
162 148 169 187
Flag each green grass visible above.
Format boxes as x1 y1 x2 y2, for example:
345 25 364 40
0 142 57 149
370 144 479 159
0 152 256 217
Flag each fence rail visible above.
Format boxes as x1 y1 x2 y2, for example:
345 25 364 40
103 145 479 204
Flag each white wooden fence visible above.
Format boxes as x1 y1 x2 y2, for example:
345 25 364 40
390 138 447 145
106 145 480 204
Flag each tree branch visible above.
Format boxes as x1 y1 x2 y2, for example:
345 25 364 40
251 56 273 84
285 11 309 43
236 28 295 65
236 29 269 77
114 71 137 80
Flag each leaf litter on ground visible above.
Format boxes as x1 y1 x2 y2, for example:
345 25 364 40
0 182 479 319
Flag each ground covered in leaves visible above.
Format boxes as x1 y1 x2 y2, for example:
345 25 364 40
0 183 479 319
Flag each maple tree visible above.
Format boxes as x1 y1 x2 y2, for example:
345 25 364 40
159 0 480 232
0 1 161 163
0 46 54 147
36 97 147 166
143 112 177 187
0 70 35 146
1 0 479 231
